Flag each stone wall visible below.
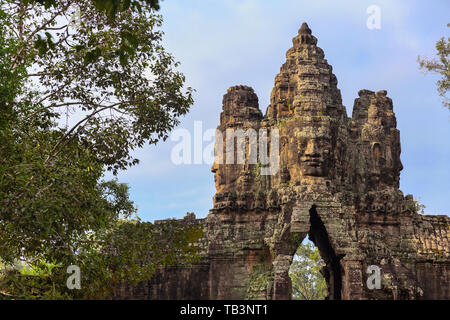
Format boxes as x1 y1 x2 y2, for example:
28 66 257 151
114 23 450 300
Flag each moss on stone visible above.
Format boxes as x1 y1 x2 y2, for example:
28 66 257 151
245 264 273 300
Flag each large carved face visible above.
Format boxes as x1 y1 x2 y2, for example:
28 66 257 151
296 123 332 177
211 161 221 189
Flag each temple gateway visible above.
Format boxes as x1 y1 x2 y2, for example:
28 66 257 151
116 23 450 300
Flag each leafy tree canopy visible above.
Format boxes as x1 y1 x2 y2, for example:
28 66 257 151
418 23 449 109
0 0 197 299
289 241 327 300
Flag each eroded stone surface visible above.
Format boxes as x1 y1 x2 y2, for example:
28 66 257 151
115 23 450 300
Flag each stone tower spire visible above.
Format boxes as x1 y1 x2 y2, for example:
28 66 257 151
266 22 346 121
293 22 318 46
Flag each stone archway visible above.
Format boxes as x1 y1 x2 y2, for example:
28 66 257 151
271 204 346 300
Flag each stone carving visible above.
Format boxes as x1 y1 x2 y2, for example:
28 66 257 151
115 23 449 300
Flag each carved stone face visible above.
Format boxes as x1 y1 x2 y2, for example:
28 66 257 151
211 162 222 190
297 128 331 177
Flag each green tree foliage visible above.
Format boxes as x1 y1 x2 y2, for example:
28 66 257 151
1 0 193 172
0 220 203 299
0 0 198 299
23 1 161 20
289 241 327 300
418 23 450 109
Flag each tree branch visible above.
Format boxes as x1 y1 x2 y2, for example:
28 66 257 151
45 102 125 164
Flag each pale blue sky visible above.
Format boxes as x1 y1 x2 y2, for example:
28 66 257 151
110 0 449 221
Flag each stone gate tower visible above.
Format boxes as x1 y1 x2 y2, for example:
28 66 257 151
117 23 450 300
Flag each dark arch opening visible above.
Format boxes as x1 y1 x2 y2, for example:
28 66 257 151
308 205 343 300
